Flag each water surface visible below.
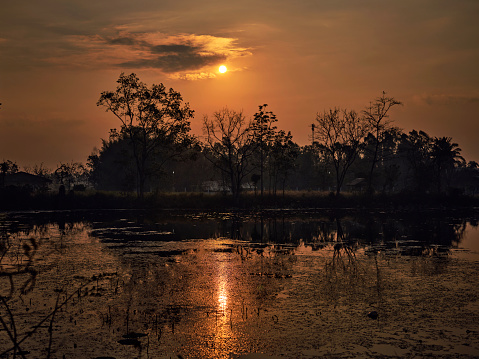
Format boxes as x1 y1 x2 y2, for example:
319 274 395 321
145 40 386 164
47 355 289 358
1 210 478 358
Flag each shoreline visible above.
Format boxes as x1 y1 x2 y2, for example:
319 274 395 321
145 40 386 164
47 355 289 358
1 188 479 214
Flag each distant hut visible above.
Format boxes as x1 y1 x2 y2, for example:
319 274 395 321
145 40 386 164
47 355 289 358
345 178 366 193
202 180 229 193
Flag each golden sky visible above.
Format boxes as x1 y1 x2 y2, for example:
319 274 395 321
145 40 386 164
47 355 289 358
1 0 478 168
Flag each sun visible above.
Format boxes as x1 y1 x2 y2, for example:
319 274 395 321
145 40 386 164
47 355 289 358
219 65 227 73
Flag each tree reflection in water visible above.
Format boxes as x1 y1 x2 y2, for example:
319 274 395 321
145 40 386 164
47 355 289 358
0 216 118 358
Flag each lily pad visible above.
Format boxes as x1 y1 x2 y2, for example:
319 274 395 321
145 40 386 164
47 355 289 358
118 338 141 346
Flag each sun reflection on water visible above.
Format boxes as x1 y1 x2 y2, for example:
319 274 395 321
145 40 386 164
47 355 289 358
218 280 228 313
210 249 240 357
216 251 230 319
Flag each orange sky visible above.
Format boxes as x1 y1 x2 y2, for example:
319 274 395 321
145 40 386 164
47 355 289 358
1 0 478 169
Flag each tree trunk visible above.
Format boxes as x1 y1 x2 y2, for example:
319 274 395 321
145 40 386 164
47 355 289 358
368 132 380 195
138 171 145 199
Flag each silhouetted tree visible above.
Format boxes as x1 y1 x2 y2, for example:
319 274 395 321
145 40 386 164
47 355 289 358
363 92 402 193
250 104 278 197
398 130 434 192
268 130 300 196
202 108 257 204
97 73 195 198
164 145 214 192
24 163 50 178
313 108 369 195
54 162 86 191
456 161 479 195
251 173 261 195
0 160 18 188
87 131 137 192
361 128 403 193
291 145 332 191
431 136 464 193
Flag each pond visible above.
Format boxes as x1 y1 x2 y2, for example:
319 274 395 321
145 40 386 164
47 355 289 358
1 209 479 358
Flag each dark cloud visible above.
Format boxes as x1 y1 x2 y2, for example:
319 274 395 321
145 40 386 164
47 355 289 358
420 95 479 106
150 44 201 54
106 36 140 46
99 33 237 73
119 52 227 72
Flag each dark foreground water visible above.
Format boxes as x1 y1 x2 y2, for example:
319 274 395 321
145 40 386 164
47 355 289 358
1 209 479 358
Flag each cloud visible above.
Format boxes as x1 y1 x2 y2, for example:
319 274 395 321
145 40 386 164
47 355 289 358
0 113 84 129
42 31 251 79
150 44 201 54
415 94 479 106
106 36 141 46
169 72 217 81
119 53 227 72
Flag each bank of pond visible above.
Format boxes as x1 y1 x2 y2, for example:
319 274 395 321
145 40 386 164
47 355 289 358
1 187 479 212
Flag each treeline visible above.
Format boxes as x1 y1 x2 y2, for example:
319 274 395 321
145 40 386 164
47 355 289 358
1 74 479 203
87 125 478 197
88 75 479 200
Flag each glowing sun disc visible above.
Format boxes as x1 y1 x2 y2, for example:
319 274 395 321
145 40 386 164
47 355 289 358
219 65 227 73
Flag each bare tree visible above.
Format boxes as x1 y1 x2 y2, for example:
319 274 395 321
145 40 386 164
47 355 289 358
363 92 402 193
24 163 50 178
54 162 85 191
202 108 257 204
314 108 369 195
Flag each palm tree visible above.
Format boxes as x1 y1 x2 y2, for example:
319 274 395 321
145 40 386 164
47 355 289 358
431 137 464 193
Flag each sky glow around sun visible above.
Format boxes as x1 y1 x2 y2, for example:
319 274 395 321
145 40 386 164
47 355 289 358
0 1 479 167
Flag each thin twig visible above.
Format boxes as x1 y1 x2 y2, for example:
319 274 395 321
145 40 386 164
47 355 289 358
0 280 92 356
0 309 27 359
46 293 61 359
